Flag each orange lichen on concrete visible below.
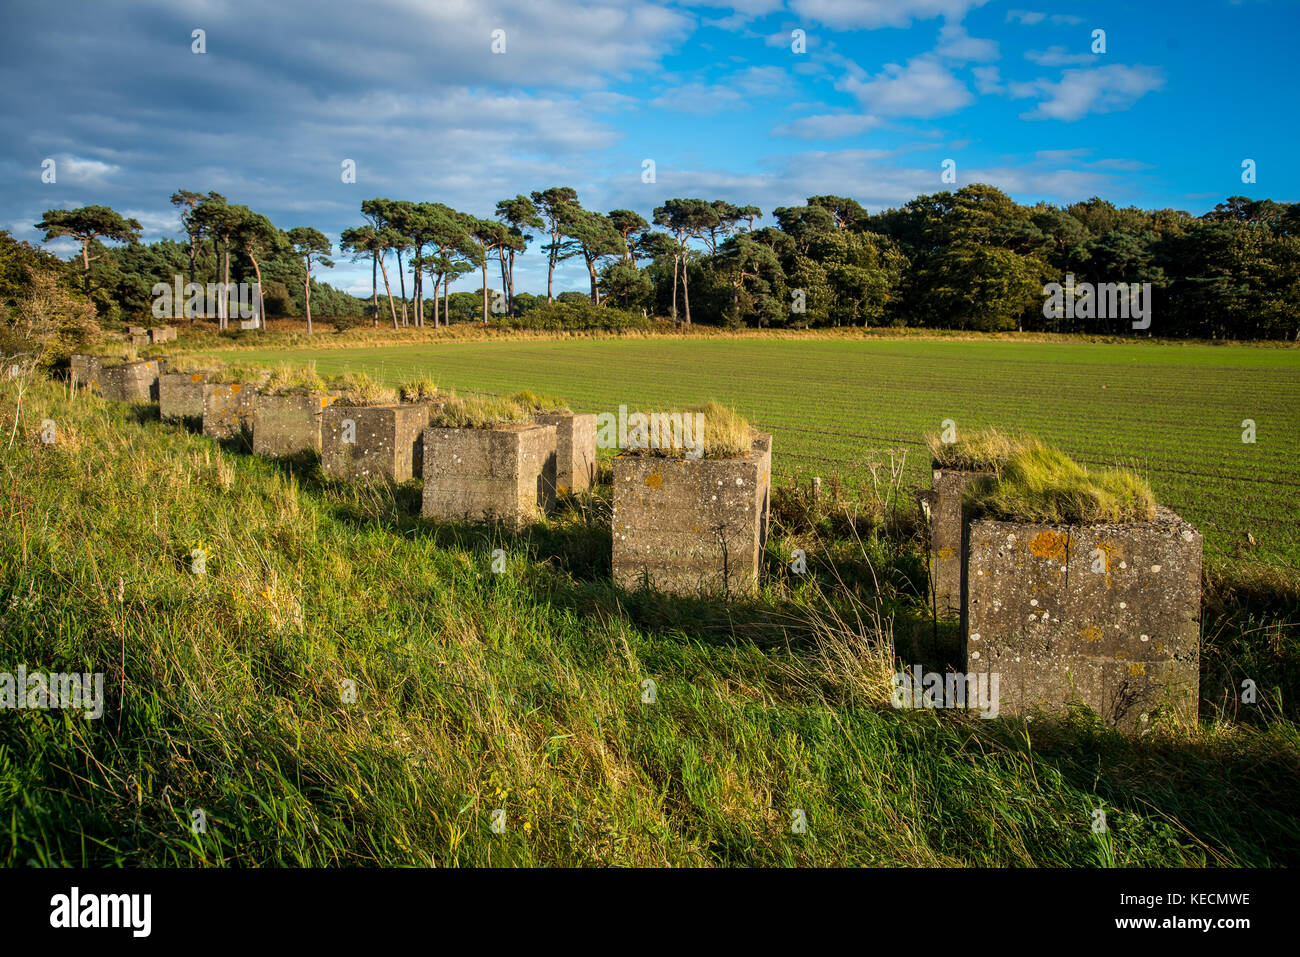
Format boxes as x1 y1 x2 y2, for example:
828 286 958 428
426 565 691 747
1029 529 1071 562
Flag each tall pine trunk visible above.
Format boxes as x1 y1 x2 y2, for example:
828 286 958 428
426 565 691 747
670 252 679 322
371 251 378 326
396 248 408 326
377 253 399 330
499 248 510 316
304 262 313 335
221 241 231 330
682 255 691 326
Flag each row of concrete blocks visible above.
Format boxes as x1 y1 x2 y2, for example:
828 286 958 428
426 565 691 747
921 467 1202 730
72 356 775 598
126 325 177 350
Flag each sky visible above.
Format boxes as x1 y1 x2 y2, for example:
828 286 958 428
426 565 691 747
1 0 1296 297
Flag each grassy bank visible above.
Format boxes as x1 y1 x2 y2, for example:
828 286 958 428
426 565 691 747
1 378 1298 866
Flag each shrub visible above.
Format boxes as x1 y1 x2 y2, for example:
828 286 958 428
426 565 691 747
496 300 654 331
0 266 99 371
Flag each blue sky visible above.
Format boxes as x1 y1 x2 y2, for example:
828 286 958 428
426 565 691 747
1 0 1295 296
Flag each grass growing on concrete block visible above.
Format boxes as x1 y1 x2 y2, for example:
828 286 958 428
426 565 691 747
926 428 1035 471
326 371 397 406
262 363 327 395
206 361 270 385
428 392 538 428
398 377 439 403
625 400 754 459
966 442 1158 525
510 390 571 414
166 354 224 375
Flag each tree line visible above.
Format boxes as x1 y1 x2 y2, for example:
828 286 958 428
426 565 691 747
24 185 1300 340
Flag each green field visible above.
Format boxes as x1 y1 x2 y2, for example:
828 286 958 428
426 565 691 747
233 336 1300 571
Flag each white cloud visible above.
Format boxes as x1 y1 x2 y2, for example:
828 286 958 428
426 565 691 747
839 55 973 117
771 113 884 139
1006 10 1084 26
122 208 181 240
52 155 120 185
652 66 792 113
972 65 1003 94
935 23 1000 63
1026 46 1101 67
1013 64 1165 121
790 0 989 30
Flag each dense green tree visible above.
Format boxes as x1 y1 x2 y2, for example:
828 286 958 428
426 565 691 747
35 205 142 298
559 208 622 305
530 187 580 302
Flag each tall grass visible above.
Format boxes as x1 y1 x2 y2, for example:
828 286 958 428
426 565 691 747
966 443 1157 525
0 378 1297 866
623 400 754 459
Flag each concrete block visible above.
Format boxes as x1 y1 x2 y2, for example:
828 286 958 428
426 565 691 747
962 507 1202 730
202 382 257 440
70 354 104 392
150 326 177 343
422 423 557 528
98 359 160 402
253 392 339 458
612 433 772 596
323 404 433 481
922 467 995 617
535 412 598 495
158 372 208 423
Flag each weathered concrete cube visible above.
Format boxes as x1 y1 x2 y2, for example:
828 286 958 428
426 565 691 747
253 392 339 458
919 467 995 617
98 359 160 402
127 325 147 336
158 372 208 423
202 382 257 440
70 354 104 392
422 423 557 529
535 412 598 495
962 507 1202 730
323 403 433 482
612 433 772 596
150 326 177 343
